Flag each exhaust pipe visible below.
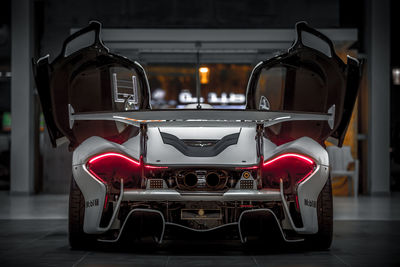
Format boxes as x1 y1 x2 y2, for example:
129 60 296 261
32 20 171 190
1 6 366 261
184 172 198 187
206 172 220 187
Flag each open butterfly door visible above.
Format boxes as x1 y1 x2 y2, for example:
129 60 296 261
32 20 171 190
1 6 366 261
33 21 152 148
246 22 361 146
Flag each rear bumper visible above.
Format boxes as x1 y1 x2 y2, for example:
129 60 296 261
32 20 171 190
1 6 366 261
78 178 311 243
122 189 281 202
72 161 329 238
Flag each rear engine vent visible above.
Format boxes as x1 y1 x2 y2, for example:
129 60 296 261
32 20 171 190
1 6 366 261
240 180 254 189
149 179 164 189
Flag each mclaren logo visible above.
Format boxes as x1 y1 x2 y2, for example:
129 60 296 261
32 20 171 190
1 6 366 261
86 198 99 208
304 198 317 208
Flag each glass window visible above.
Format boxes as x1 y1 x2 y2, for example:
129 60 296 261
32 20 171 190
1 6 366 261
255 64 327 113
146 64 252 109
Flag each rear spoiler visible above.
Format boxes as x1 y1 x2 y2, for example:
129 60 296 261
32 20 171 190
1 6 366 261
68 105 335 129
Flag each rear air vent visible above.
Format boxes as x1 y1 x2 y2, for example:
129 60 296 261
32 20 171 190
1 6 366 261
149 179 164 189
240 180 254 189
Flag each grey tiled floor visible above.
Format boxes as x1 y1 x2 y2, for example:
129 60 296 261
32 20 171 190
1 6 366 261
333 194 400 220
0 220 399 266
0 192 68 220
0 192 399 266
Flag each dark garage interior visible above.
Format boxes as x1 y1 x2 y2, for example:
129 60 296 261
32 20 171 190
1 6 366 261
1 0 400 266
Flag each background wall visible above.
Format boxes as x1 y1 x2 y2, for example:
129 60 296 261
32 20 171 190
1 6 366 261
38 0 341 57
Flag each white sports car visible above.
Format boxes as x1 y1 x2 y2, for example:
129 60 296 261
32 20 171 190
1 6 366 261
33 21 361 249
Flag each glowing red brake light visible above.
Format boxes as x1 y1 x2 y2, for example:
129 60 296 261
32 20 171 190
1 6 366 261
87 153 141 187
261 153 316 189
235 166 259 170
144 165 168 169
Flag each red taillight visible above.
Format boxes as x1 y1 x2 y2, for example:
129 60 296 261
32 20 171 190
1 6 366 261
144 164 168 169
261 153 316 189
144 164 169 181
87 152 141 187
235 166 259 170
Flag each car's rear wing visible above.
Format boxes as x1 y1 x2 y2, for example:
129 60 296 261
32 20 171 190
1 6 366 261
68 105 335 129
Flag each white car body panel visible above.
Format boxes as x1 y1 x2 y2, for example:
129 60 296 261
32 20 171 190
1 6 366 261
72 164 107 234
146 126 258 166
73 132 328 235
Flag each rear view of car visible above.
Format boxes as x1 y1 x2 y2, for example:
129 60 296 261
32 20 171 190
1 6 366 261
33 21 361 249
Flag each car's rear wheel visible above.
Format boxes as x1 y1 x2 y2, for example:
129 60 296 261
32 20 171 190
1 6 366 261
304 176 333 249
69 176 97 249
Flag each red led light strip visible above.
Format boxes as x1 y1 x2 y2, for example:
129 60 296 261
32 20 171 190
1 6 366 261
87 153 140 184
263 153 315 184
263 153 314 166
87 152 168 184
144 165 169 169
88 152 140 166
235 166 259 170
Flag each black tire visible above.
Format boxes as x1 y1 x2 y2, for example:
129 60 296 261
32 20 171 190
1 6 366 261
69 176 97 249
304 176 333 249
